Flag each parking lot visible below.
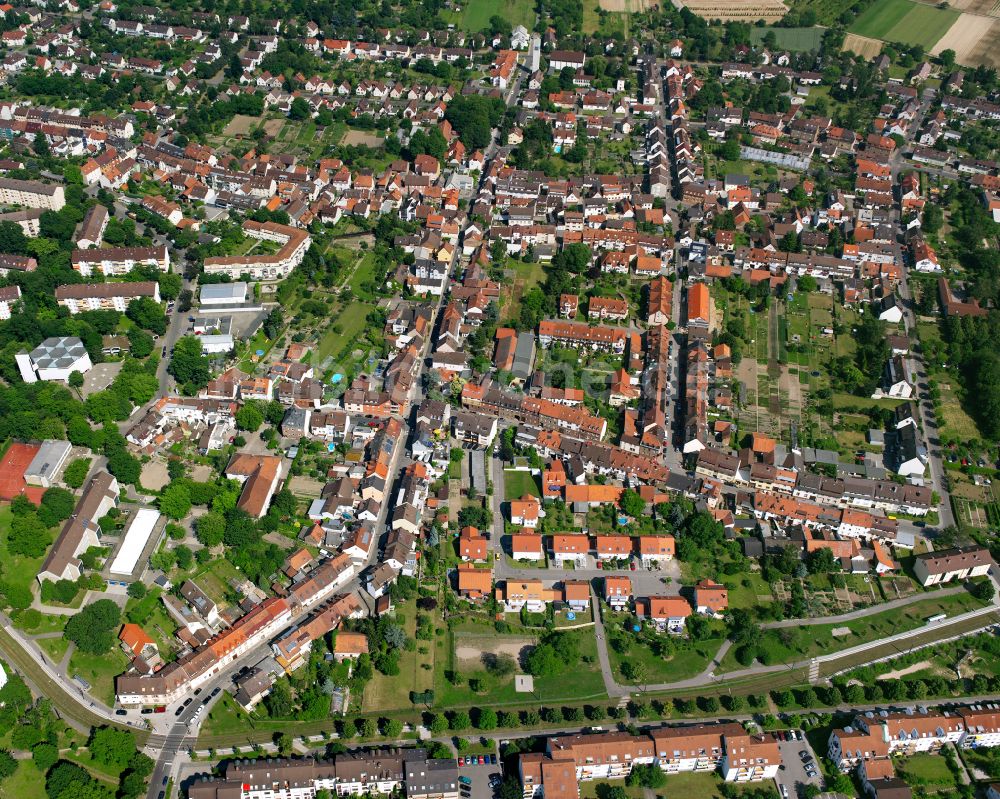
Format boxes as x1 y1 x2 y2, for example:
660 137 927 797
458 753 502 799
774 731 822 798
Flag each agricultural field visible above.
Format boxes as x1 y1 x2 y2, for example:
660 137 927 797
680 0 788 21
842 32 885 58
749 26 825 50
850 0 959 50
932 15 1000 68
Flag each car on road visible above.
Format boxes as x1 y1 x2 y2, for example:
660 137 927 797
780 786 789 799
158 793 165 799
211 687 221 697
182 697 193 706
161 346 167 357
174 706 184 716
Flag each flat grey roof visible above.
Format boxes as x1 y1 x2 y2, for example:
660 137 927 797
200 282 248 301
25 439 72 478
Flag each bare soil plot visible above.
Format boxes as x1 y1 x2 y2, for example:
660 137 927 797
222 114 260 137
681 0 787 21
842 32 884 58
933 15 1000 66
341 130 384 147
454 635 534 667
263 119 284 136
140 460 170 491
287 476 325 498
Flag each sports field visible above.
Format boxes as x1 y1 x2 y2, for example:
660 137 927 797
850 0 959 50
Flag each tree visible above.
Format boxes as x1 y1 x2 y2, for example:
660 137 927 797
626 764 666 789
126 582 146 600
383 718 403 738
158 272 182 301
159 482 192 520
32 742 59 772
0 750 16 780
727 609 762 648
619 489 645 518
63 458 92 488
476 707 498 730
89 726 137 771
450 710 471 730
428 713 447 735
106 449 141 485
127 328 154 359
125 297 167 335
196 512 226 547
236 403 264 432
45 501 83 549
289 97 311 120
174 545 193 570
939 49 956 69
972 579 995 602
797 275 817 293
263 307 284 340
8 513 51 557
64 599 121 655
0 220 28 255
168 336 210 389
68 371 85 389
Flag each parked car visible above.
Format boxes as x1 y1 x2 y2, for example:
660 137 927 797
115 709 127 716
459 777 472 786
489 754 497 765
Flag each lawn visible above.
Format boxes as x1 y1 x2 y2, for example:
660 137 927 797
347 251 379 300
604 617 726 684
317 301 375 363
37 635 70 663
504 470 540 500
505 258 547 321
718 590 985 672
0 504 46 600
190 557 243 608
897 752 958 790
0 759 46 799
364 600 435 711
433 623 606 707
441 0 535 31
749 26 824 50
69 647 130 707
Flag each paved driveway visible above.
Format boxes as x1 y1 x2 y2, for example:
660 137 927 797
458 757 500 799
774 733 822 798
